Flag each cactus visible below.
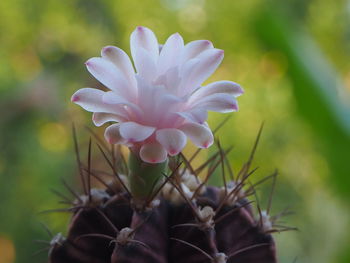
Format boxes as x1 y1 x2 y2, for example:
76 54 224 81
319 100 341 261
38 125 294 263
37 27 295 263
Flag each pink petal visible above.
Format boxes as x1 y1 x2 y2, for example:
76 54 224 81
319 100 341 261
119 122 155 142
102 91 129 104
192 93 238 113
102 91 144 119
158 33 184 75
164 67 181 92
104 124 126 144
181 49 224 95
179 122 214 148
181 40 213 62
154 67 181 93
177 58 200 96
92 112 126 127
85 57 132 99
155 93 183 114
140 142 167 163
135 76 181 126
101 46 137 96
71 88 126 115
176 108 208 124
189 81 243 103
179 58 200 77
130 26 159 66
156 128 187 156
132 47 157 83
135 75 160 116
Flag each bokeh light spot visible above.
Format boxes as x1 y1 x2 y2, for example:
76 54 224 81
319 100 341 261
38 123 68 152
178 3 207 33
10 48 42 82
0 236 15 263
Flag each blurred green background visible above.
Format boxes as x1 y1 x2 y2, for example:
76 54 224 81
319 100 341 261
0 0 349 262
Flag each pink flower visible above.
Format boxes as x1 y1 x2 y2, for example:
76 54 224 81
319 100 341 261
71 26 243 163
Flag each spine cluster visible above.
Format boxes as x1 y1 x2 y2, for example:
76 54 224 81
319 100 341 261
38 129 293 263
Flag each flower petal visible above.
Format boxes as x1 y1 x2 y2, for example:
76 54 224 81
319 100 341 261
104 123 126 144
164 67 181 92
192 93 238 113
181 40 213 62
101 46 137 96
189 81 243 103
181 49 224 94
119 122 155 142
140 142 167 163
133 47 157 82
102 91 129 104
136 75 161 117
179 122 213 148
176 58 200 96
154 93 183 114
130 26 159 68
85 57 131 99
71 88 126 115
176 108 208 124
92 112 126 127
158 33 184 75
102 91 144 119
156 128 187 156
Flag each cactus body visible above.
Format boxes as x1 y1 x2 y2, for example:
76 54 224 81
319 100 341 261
43 127 289 263
49 181 277 263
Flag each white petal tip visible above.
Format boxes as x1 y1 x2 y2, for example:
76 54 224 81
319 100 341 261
231 103 239 111
136 26 145 31
142 154 166 163
120 122 155 143
84 58 98 68
140 142 167 164
202 141 212 148
92 114 102 126
235 85 244 95
169 149 179 156
71 94 80 102
156 128 186 157
217 50 224 56
84 60 92 68
102 46 114 53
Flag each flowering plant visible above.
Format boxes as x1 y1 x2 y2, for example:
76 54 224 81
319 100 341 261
72 26 243 163
44 27 284 263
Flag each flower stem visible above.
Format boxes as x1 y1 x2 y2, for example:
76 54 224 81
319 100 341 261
128 152 168 207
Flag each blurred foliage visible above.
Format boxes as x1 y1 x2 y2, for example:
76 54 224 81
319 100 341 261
0 0 349 263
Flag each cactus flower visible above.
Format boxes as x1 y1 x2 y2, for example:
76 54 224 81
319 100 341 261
71 26 243 163
41 27 289 263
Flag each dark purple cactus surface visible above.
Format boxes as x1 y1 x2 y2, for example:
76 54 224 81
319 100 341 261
41 129 294 263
